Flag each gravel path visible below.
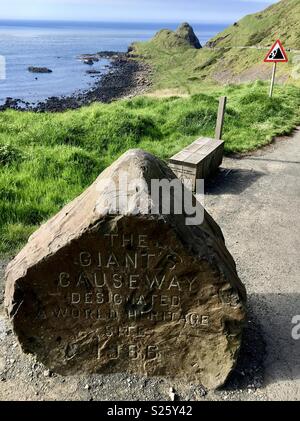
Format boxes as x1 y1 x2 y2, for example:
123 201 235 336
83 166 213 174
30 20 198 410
204 128 300 401
0 129 299 401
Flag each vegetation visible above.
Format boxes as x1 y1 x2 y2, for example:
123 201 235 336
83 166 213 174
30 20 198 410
131 0 300 92
1 82 300 254
132 40 300 93
208 0 300 49
1 0 300 255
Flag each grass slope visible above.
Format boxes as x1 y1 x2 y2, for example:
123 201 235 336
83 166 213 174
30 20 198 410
208 0 300 49
1 82 300 254
133 40 300 93
131 0 300 91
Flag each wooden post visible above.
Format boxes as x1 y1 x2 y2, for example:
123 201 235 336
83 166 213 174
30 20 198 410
215 96 227 140
269 62 277 98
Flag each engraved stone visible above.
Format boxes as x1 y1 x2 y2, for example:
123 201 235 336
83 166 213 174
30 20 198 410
4 149 246 389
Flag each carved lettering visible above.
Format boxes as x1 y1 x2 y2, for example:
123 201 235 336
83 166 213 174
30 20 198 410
99 344 159 361
106 252 119 268
58 272 70 288
146 274 165 289
79 252 92 267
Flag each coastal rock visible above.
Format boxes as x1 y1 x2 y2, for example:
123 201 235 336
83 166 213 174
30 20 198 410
5 150 246 389
175 23 202 49
2 54 151 112
28 67 52 74
86 70 102 75
79 54 100 63
127 43 135 53
97 51 125 59
152 22 202 50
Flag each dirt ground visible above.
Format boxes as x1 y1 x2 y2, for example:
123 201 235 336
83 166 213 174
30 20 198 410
0 129 299 401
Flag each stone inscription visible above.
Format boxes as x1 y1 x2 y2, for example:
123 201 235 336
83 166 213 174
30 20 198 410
47 233 210 361
5 149 247 387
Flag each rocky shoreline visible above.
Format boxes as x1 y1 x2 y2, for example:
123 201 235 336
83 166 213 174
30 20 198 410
0 52 152 112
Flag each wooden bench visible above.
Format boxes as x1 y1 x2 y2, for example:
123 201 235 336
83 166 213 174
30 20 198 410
168 137 224 191
168 97 227 192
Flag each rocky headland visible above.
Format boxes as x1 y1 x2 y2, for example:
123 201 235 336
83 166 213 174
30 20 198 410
0 22 202 113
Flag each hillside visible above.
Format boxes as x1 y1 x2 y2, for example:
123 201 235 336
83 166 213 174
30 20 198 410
149 22 202 50
131 0 300 93
207 0 300 49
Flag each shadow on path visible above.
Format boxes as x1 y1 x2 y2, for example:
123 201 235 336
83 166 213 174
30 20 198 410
205 167 266 195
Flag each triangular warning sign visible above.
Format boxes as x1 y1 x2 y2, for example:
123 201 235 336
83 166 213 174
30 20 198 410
264 39 288 63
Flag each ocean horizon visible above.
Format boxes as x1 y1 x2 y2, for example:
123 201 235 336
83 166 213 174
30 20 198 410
0 19 228 105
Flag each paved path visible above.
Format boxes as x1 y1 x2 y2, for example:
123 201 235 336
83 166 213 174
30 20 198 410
204 128 300 400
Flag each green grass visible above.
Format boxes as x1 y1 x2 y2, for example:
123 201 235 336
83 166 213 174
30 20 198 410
130 0 300 92
208 0 300 49
1 82 300 255
132 40 300 93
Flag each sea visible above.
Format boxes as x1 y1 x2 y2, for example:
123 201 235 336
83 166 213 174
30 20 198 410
0 20 227 105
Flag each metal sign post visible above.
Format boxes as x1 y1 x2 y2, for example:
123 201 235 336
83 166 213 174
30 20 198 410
264 39 288 98
269 62 277 98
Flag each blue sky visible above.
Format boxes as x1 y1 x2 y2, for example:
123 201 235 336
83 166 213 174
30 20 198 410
1 0 278 23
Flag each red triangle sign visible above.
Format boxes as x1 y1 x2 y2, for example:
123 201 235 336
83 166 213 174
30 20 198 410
264 39 288 63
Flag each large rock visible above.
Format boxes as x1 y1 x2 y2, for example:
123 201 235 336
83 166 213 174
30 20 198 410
28 67 52 74
151 23 202 50
5 149 246 389
175 23 202 49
